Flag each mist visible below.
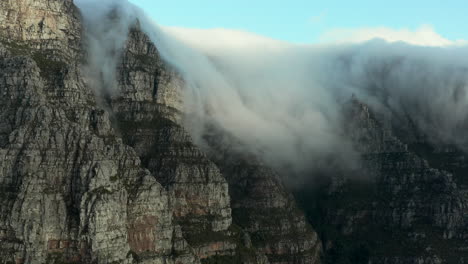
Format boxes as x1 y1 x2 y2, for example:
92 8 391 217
75 0 468 175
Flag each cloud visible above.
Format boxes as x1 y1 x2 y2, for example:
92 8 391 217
162 26 290 53
75 0 143 96
154 24 468 173
75 0 468 178
319 25 467 47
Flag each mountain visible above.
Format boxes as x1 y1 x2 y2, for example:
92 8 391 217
295 99 468 263
0 1 320 263
1 1 468 264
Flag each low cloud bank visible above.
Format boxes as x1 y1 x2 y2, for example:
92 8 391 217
319 25 468 47
75 0 468 175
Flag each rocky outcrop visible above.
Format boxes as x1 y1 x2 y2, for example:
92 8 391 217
299 99 468 263
6 0 468 263
0 0 81 59
202 130 323 264
0 2 188 263
219 159 323 264
111 27 325 262
111 28 238 261
0 1 324 264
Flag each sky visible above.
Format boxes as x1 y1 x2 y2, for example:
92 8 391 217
128 0 467 44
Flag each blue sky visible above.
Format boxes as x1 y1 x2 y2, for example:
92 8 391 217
129 0 466 43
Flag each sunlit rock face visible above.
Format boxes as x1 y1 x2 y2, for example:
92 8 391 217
0 1 176 263
7 0 468 263
112 27 236 261
0 0 81 59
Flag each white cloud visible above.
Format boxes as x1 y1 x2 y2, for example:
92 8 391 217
75 0 468 175
319 25 467 47
161 26 290 53
165 24 468 49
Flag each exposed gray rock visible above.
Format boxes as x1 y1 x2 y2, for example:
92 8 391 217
0 2 187 263
0 1 323 264
215 158 323 264
0 0 82 59
6 0 468 263
112 28 240 261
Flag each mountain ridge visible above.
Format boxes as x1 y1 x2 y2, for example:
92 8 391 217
0 1 321 263
2 1 468 264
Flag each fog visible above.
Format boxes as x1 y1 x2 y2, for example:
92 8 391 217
75 0 468 174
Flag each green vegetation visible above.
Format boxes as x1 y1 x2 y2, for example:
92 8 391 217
89 187 113 197
116 113 177 135
0 40 67 79
176 219 260 264
232 205 314 247
201 255 249 264
0 40 31 56
45 253 83 264
133 54 157 70
178 216 231 246
127 250 139 261
109 175 119 182
31 52 66 79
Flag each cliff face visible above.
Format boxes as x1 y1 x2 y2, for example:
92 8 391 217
0 1 322 264
112 28 237 261
4 1 467 264
217 159 323 264
297 100 468 264
111 27 322 264
0 0 81 58
0 1 177 263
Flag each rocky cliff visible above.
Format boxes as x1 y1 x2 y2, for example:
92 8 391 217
295 99 468 263
0 1 322 264
2 1 467 264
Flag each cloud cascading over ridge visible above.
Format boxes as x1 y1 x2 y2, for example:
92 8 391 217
75 0 468 175
319 25 467 47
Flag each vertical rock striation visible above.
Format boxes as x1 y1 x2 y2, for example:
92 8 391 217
0 1 189 263
0 1 324 264
111 28 238 261
218 159 323 264
203 131 323 264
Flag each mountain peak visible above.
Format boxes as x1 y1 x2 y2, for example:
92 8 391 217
0 0 81 58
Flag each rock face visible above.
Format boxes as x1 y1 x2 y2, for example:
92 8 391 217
112 28 237 261
7 1 468 264
112 27 322 264
0 1 323 264
0 0 81 59
216 158 323 264
0 1 180 263
297 99 468 263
